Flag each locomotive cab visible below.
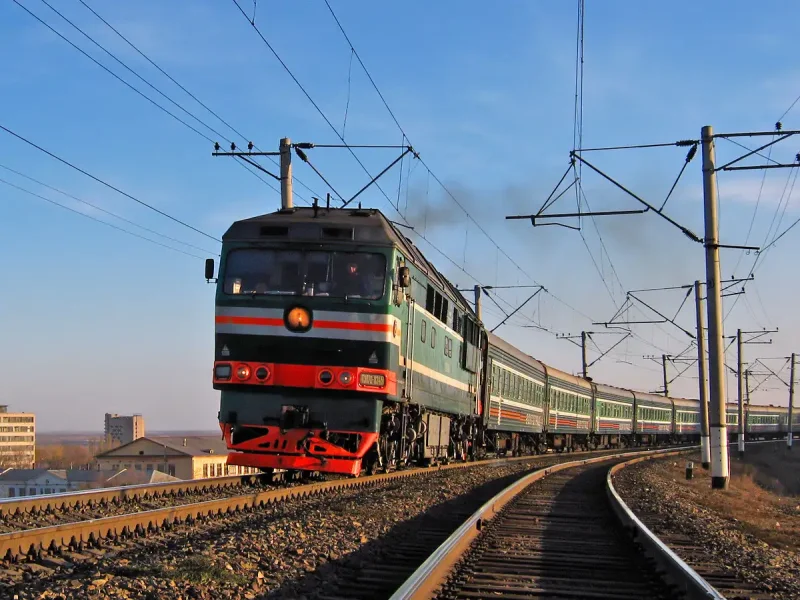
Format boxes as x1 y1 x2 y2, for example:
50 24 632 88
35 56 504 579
211 207 407 476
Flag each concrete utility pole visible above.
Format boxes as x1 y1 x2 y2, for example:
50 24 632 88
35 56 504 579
732 328 776 458
701 125 730 490
661 354 670 397
474 285 482 322
790 354 796 450
280 137 293 209
694 280 711 469
581 331 589 379
745 369 750 406
737 329 745 458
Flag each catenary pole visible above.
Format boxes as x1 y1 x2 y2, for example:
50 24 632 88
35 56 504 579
280 137 293 209
474 285 482 322
789 354 796 450
737 329 745 458
661 354 669 397
701 125 729 489
695 280 711 469
581 331 588 379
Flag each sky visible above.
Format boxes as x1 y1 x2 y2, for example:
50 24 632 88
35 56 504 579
2 0 800 432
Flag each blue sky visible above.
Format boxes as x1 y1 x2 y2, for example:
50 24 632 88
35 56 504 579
2 0 800 431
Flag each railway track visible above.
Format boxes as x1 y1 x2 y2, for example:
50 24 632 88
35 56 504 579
0 447 680 572
1 444 688 564
391 447 714 600
608 446 783 600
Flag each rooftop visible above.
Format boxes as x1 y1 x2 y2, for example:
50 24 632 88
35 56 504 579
0 468 121 483
95 436 229 458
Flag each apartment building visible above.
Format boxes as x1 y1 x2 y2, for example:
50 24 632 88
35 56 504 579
104 413 145 446
0 406 35 469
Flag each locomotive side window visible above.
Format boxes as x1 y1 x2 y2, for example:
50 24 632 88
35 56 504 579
430 327 436 348
421 320 427 343
426 285 435 312
222 249 386 299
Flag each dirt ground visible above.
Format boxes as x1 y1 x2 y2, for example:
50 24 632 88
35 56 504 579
662 441 800 551
614 441 800 599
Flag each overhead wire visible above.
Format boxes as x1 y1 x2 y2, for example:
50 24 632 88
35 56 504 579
12 0 211 143
0 163 216 254
22 0 315 204
1 177 207 260
229 0 395 208
317 0 604 329
0 124 221 243
75 0 321 201
226 0 599 335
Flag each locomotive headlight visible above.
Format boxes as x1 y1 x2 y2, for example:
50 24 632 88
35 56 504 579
215 364 232 380
285 306 312 332
235 364 251 381
255 366 270 381
339 371 354 386
318 369 334 385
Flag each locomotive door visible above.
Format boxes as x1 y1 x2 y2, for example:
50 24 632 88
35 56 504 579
404 298 416 402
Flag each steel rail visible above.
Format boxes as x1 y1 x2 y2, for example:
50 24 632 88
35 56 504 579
0 442 659 519
0 474 255 517
0 446 688 563
606 455 724 600
0 451 591 562
389 446 692 600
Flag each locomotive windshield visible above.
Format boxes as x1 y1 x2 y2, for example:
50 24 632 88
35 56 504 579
223 248 387 299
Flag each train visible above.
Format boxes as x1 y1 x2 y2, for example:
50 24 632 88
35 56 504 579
206 205 798 476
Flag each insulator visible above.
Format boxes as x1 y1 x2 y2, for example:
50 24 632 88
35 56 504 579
776 122 783 131
685 144 698 162
231 142 236 151
295 147 308 162
214 141 220 152
248 141 253 151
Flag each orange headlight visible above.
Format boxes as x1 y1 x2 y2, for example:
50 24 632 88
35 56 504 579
285 306 311 332
235 364 251 381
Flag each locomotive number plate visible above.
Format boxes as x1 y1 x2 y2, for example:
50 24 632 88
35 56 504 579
359 373 386 388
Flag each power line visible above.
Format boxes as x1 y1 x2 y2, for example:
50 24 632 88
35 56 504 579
12 0 212 143
22 0 311 204
233 0 599 331
0 124 221 243
0 163 216 254
38 0 230 141
1 177 206 260
229 0 395 208
74 0 320 203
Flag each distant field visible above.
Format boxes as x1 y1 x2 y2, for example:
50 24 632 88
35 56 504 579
37 430 220 446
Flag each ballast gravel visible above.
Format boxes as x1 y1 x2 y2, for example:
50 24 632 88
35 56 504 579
0 458 555 600
613 453 800 600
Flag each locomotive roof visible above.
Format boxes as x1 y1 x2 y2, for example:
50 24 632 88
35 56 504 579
223 207 476 319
